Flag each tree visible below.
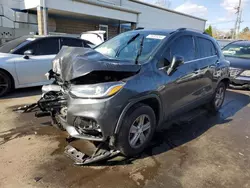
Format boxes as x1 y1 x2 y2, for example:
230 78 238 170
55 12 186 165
205 25 213 36
242 27 250 33
239 26 250 40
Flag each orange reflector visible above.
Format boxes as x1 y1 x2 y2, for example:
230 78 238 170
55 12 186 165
108 85 123 96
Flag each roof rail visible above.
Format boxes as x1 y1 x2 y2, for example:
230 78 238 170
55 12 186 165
176 28 212 36
177 28 186 31
203 31 210 35
135 27 144 30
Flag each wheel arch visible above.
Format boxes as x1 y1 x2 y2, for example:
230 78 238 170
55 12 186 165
0 68 15 89
114 94 163 134
219 77 230 88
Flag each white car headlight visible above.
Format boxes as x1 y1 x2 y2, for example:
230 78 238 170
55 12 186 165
69 82 125 98
240 70 250 77
229 68 242 77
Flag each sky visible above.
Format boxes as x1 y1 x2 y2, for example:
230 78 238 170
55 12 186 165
141 0 250 32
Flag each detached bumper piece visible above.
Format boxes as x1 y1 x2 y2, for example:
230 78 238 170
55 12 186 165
13 103 38 113
64 143 120 165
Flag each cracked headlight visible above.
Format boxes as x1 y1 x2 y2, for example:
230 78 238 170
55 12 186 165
69 81 125 98
240 70 250 77
229 68 242 77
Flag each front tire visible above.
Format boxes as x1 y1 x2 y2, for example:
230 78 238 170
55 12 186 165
116 103 156 157
207 82 226 113
0 70 12 97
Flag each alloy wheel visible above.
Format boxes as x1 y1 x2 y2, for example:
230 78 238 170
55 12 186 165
214 86 225 108
128 114 151 149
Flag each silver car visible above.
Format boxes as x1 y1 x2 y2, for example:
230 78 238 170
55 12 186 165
0 35 92 97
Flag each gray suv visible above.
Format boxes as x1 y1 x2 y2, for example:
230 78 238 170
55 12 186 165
57 28 230 157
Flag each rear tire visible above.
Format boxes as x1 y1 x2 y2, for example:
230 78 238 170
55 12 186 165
116 103 156 157
206 82 226 113
0 70 12 97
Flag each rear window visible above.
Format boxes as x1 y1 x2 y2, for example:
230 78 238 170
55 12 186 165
197 37 217 58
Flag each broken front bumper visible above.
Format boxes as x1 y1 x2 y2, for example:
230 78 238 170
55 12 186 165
230 76 250 89
59 93 129 141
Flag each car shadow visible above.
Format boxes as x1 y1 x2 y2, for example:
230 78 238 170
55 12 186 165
1 87 42 99
98 90 250 166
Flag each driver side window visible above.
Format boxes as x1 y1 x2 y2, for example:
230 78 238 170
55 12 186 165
15 42 38 55
15 38 60 56
170 35 195 62
157 35 195 69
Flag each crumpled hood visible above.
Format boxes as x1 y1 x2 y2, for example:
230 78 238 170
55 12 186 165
52 46 141 82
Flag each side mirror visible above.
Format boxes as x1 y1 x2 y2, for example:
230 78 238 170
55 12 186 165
158 58 170 70
167 56 184 76
23 50 33 59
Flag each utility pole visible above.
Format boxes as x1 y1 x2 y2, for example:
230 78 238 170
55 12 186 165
234 0 242 39
237 8 243 37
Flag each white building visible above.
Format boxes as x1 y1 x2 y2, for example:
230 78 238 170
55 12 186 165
0 0 206 42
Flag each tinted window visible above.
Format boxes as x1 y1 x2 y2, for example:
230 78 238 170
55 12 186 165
60 38 83 48
15 42 38 55
197 37 216 58
35 38 60 55
170 35 195 61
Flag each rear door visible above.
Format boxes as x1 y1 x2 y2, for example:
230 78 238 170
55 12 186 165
15 37 60 86
194 36 219 98
158 35 201 116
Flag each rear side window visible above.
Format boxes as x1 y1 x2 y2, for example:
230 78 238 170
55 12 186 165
170 35 195 62
197 37 216 58
35 38 60 55
60 38 83 48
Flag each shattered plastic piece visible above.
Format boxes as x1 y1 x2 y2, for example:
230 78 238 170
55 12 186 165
34 177 42 182
239 152 244 156
64 145 120 165
12 103 38 113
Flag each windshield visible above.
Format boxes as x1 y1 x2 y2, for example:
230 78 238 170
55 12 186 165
95 32 167 62
0 36 34 53
222 42 250 59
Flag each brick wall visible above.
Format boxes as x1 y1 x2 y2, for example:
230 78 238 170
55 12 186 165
54 17 120 39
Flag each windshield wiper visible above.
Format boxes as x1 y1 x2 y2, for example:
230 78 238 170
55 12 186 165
135 36 145 64
116 33 140 57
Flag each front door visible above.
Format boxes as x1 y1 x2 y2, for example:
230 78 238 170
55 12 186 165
158 35 201 117
15 38 60 86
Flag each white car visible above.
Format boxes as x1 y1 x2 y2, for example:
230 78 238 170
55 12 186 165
80 30 106 46
0 35 92 96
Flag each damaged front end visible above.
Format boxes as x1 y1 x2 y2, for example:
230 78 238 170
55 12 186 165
13 70 68 130
53 46 140 164
14 46 140 165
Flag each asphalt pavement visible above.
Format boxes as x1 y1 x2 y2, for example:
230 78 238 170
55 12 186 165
0 87 249 188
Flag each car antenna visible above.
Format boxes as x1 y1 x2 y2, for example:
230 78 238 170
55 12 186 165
135 36 145 64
